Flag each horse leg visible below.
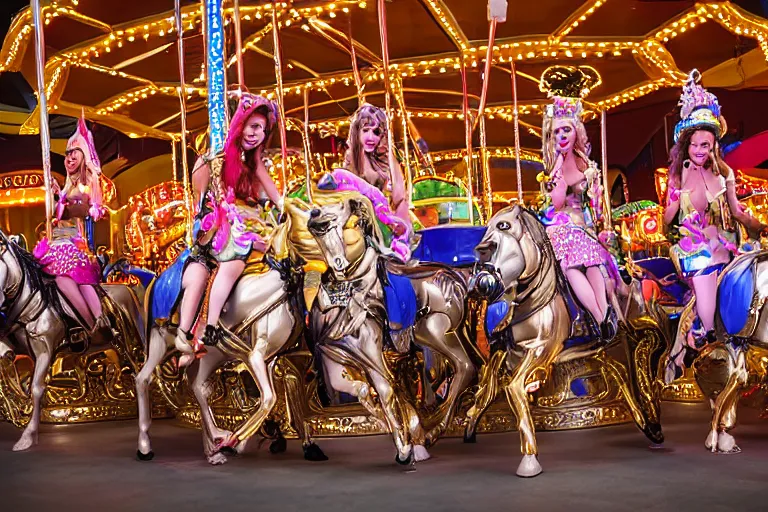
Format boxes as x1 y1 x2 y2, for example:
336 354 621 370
13 341 50 452
503 347 554 478
464 351 506 444
135 327 170 460
598 350 664 445
356 323 418 465
188 347 229 464
217 344 280 457
281 357 327 461
416 313 475 446
706 342 748 454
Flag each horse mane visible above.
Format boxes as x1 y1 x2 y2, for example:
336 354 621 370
501 206 569 328
3 236 60 313
284 190 390 260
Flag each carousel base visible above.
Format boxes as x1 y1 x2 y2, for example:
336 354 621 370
2 402 767 512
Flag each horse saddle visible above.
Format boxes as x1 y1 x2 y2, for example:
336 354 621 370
718 251 767 337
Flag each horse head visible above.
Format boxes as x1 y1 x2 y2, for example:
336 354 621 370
306 192 379 280
472 205 546 303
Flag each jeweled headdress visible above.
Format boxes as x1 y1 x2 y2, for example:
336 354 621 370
540 66 601 121
673 69 724 142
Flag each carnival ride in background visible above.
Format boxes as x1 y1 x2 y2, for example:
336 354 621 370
1 0 768 476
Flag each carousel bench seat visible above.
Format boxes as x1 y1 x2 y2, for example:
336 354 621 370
412 225 486 266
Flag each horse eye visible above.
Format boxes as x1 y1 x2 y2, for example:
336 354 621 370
497 221 511 231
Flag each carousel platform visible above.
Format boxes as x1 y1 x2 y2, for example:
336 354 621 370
1 402 767 512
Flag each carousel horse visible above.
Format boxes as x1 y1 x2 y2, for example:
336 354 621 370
0 231 144 451
134 229 328 464
666 248 768 454
301 191 475 464
466 206 666 477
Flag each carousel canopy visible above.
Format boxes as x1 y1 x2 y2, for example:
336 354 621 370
1 0 767 192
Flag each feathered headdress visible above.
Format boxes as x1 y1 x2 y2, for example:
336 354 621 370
673 69 725 142
222 92 278 194
540 66 601 121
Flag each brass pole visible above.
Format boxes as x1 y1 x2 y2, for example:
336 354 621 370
31 0 53 238
175 0 193 246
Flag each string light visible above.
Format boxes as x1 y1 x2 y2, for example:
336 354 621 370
3 0 768 137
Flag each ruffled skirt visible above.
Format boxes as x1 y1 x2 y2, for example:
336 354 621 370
33 235 100 285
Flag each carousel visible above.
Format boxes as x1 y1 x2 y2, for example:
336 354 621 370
1 0 768 482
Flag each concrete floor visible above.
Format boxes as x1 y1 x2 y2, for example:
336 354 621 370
1 402 767 512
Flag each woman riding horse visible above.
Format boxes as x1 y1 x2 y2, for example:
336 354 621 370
538 66 618 340
171 93 282 367
663 70 767 373
33 113 108 338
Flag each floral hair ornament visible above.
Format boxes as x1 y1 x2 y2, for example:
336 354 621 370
540 65 602 121
673 69 725 143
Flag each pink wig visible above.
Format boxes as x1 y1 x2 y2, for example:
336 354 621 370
222 93 277 198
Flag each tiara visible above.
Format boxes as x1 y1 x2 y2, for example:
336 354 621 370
674 69 723 142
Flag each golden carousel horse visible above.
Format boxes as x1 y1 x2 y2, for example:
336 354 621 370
133 220 325 464
466 205 666 477
295 190 476 465
671 248 768 454
0 231 144 451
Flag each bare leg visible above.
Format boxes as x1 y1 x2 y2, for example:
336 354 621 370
179 262 209 333
585 266 608 321
206 260 246 327
80 285 103 321
175 262 209 367
692 272 718 332
565 268 602 324
13 346 50 451
56 276 95 328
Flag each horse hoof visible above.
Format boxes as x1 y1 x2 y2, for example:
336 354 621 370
705 430 718 451
463 430 477 444
643 423 664 445
136 450 155 461
516 455 542 478
12 433 36 452
413 445 431 462
303 443 329 462
269 436 287 455
717 432 741 454
207 452 228 465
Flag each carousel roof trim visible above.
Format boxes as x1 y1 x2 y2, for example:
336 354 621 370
1 1 767 144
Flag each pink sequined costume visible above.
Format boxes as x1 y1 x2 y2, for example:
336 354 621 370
33 115 105 285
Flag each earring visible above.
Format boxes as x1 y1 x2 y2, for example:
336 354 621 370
240 150 246 163
683 159 691 169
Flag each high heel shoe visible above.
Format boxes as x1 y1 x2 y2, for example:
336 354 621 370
201 324 223 347
599 305 617 341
